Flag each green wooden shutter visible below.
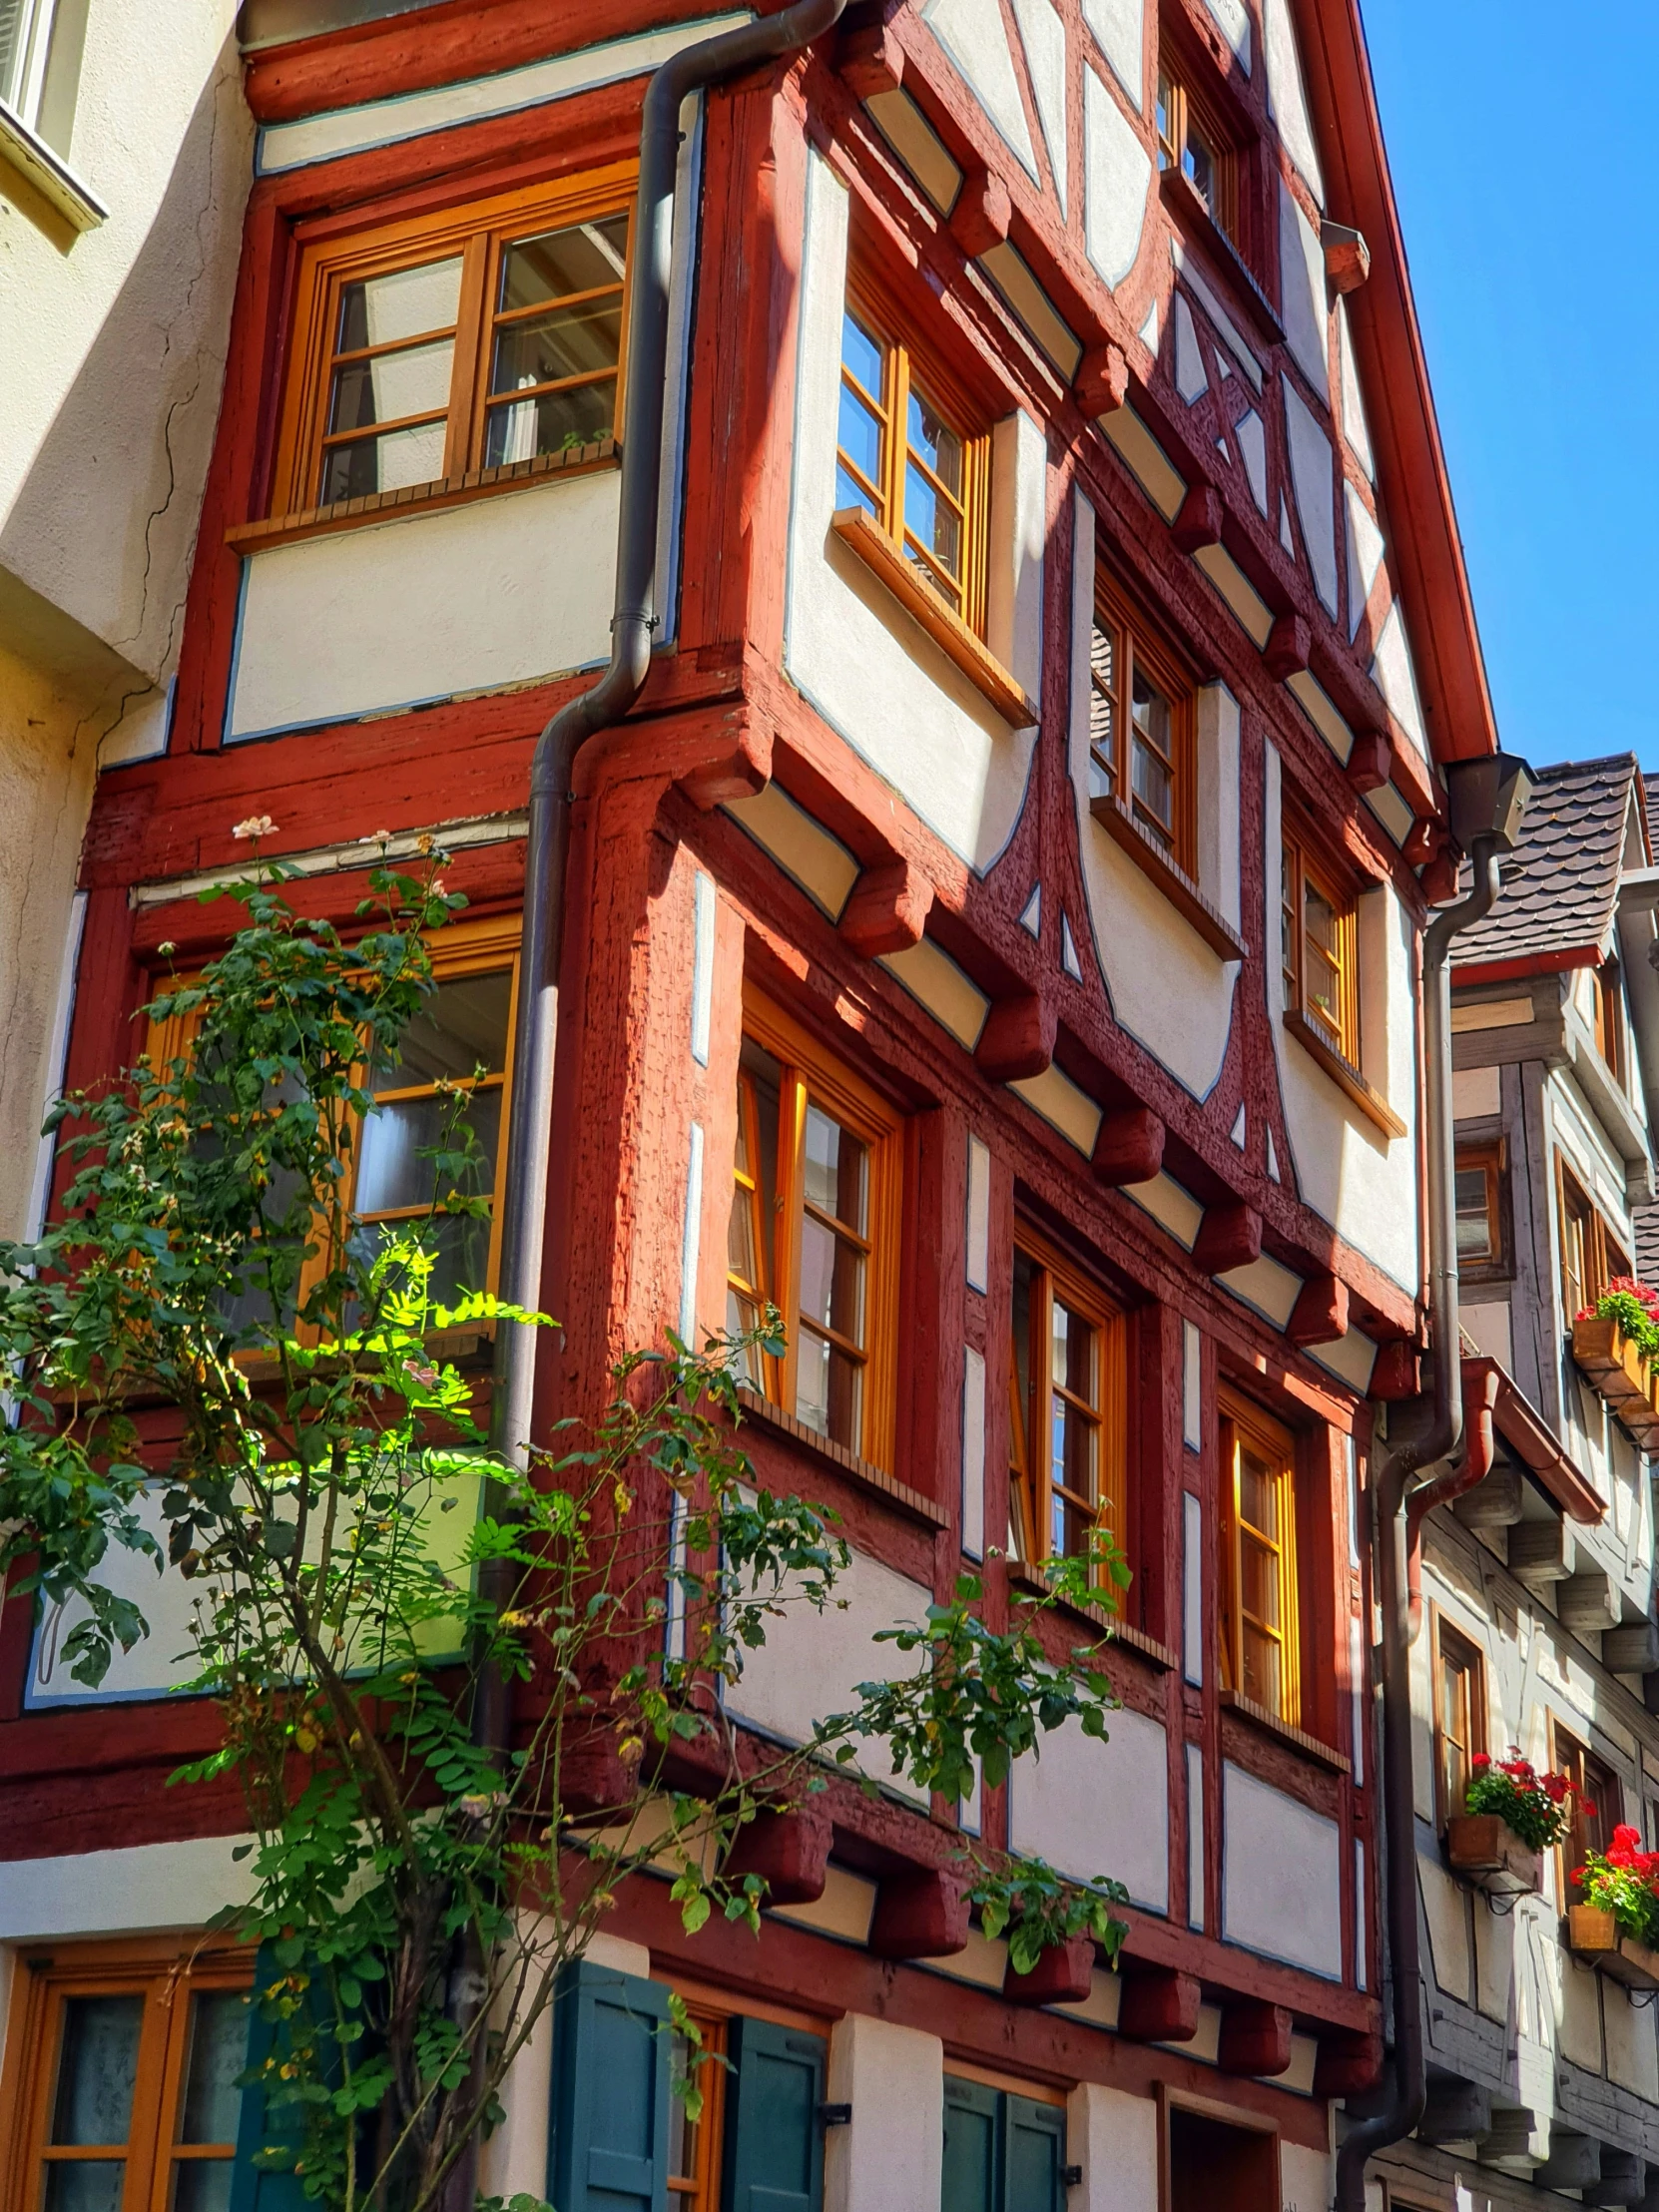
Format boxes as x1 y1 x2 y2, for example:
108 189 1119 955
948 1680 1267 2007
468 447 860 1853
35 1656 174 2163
720 2014 827 2212
941 2075 999 2212
547 1960 672 2212
227 1948 309 2212
1003 2094 1065 2212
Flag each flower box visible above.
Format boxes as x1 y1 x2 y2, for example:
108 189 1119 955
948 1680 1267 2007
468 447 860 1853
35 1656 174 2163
1565 1904 1659 1990
1571 1315 1659 1446
1446 1814 1540 1898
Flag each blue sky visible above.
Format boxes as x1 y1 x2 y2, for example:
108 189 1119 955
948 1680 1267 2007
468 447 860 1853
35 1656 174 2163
1361 3 1658 775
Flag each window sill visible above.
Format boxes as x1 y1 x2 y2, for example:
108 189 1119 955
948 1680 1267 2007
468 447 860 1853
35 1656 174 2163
1158 167 1283 346
735 1385 950 1529
1283 1008 1406 1139
1008 1564 1176 1668
1089 793 1247 961
830 506 1037 730
0 102 105 234
1220 1688 1350 1775
227 437 619 554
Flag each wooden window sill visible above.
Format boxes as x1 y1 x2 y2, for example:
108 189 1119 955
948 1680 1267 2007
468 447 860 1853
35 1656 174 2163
1220 1688 1350 1775
1089 792 1247 961
1008 1564 1176 1668
830 505 1037 730
1283 1008 1406 1139
227 437 619 554
0 104 105 234
736 1384 949 1529
1158 167 1283 345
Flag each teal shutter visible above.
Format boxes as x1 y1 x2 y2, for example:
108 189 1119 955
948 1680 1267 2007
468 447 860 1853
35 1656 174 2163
548 1960 672 2212
941 2076 998 2212
720 2014 826 2212
1003 2095 1064 2212
227 1949 309 2212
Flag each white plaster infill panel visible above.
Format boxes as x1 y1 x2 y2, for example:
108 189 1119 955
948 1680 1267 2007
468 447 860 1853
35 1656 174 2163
1278 179 1329 389
1081 0 1142 106
786 156 1039 874
1221 1761 1342 1978
1009 0 1068 214
725 1545 932 1805
255 14 750 171
1263 0 1324 205
1282 378 1338 617
921 0 1038 179
0 1836 260 1939
1011 1708 1169 1914
1083 67 1150 291
226 473 618 742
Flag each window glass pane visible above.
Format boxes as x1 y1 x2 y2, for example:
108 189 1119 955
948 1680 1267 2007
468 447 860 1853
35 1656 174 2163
355 1088 502 1218
1242 1621 1279 1710
728 1049 780 1379
1240 1530 1274 1619
1184 124 1218 209
1302 877 1343 1037
321 419 449 504
905 387 963 500
498 216 628 311
329 339 455 436
484 379 617 466
347 1207 492 1312
803 1104 866 1236
179 1990 252 2145
1238 1446 1279 1548
840 309 884 398
489 299 624 400
1454 1167 1493 1264
835 381 883 496
798 1217 865 1349
52 1995 144 2146
1050 1298 1096 1405
171 2167 234 2212
1088 619 1116 792
797 1329 862 1447
1050 1395 1097 1534
1155 71 1175 159
338 258 462 352
45 2168 127 2212
372 973 512 1088
903 460 962 590
1130 667 1174 839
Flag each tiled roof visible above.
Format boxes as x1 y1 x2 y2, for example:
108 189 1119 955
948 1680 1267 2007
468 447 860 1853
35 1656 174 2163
1452 755 1638 971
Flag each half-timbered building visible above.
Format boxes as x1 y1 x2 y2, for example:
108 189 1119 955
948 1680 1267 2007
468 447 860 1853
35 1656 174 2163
0 0 1517 2204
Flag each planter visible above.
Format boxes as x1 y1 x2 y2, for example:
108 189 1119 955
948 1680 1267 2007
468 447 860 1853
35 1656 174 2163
1565 1904 1659 1990
1571 1317 1659 1446
1002 1933 1095 2006
1446 1814 1541 1898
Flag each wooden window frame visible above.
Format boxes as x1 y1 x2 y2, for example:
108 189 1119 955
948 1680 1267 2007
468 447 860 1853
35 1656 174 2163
1217 1388 1302 1730
1550 1717 1619 1901
1592 957 1626 1085
1158 2083 1281 2212
267 161 636 526
1156 64 1241 246
730 987 903 1473
1089 568 1199 879
1555 1152 1631 1332
667 2006 728 2212
0 1936 255 2212
1453 1139 1507 1281
144 913 522 1327
1430 1610 1487 1832
1007 1228 1128 1587
1279 821 1403 1138
833 271 992 637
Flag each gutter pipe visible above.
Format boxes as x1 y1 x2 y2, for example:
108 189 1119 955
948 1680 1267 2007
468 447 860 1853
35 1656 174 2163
1405 1357 1498 1646
443 8 848 2207
1334 833 1504 2212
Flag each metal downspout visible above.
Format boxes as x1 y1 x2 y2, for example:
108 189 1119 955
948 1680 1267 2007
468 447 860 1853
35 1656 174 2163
1334 834 1504 2212
440 9 849 2208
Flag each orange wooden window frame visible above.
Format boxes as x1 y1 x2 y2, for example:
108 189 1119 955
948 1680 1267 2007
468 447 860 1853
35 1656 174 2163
833 273 991 637
1008 1229 1127 1586
667 2007 728 2212
144 914 522 1320
1430 1610 1486 1831
1592 958 1626 1084
1089 569 1199 875
1453 1140 1505 1276
1281 826 1361 1068
1217 1389 1301 1729
1156 63 1241 245
268 162 636 521
730 987 903 1472
0 1936 256 2212
1554 1151 1629 1331
1549 1716 1619 1901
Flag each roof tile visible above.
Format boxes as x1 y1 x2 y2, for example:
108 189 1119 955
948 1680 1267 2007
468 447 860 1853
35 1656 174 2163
1452 755 1638 971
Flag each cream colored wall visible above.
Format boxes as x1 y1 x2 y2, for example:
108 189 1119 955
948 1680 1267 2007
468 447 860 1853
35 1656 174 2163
785 151 1041 874
1265 740 1421 1295
1068 492 1241 1100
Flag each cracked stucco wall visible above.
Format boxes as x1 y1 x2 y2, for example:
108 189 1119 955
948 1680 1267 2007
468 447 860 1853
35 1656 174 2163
0 1 253 1236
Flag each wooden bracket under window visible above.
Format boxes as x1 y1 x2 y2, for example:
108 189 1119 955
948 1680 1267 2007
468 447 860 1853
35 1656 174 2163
1286 1270 1349 1349
838 18 904 96
1217 2000 1294 2078
1073 342 1129 418
1192 1199 1262 1275
1118 1968 1202 2042
948 166 1011 258
722 1800 831 1906
868 1867 971 1959
1263 610 1311 681
1368 1338 1419 1401
1092 1105 1165 1187
1314 2030 1384 2098
1346 728 1393 795
974 989 1055 1082
1171 483 1224 554
837 854 934 955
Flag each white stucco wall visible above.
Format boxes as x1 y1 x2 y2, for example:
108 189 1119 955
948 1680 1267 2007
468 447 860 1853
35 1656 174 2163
1221 1762 1343 1978
785 151 1041 874
227 472 621 740
1265 740 1421 1294
1068 493 1241 1100
1009 1706 1170 1913
826 2013 943 2212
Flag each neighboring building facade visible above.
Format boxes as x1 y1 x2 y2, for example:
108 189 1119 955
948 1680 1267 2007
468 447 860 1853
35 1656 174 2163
0 0 1511 2205
1384 757 1659 2209
0 0 249 1241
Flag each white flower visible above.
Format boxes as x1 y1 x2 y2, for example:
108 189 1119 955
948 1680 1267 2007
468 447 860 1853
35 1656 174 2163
365 829 393 844
232 815 277 841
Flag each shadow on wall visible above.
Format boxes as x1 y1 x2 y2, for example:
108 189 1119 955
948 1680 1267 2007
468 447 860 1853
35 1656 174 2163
0 31 252 706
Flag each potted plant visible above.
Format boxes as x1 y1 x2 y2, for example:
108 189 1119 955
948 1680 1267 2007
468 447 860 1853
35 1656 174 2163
1447 1751 1573 1897
1573 1279 1659 1441
1568 1828 1659 1989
